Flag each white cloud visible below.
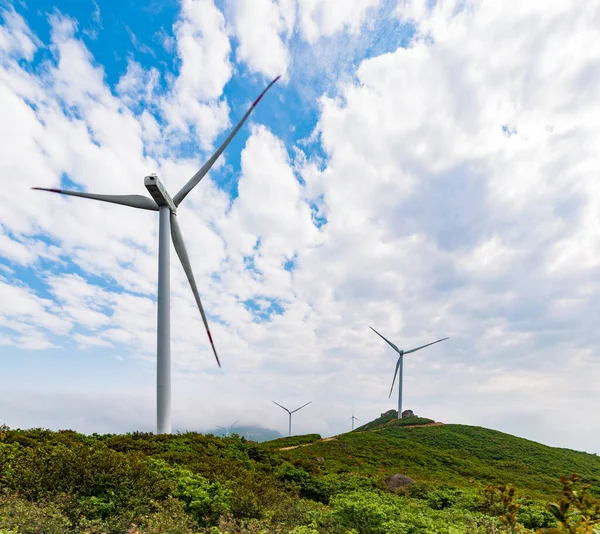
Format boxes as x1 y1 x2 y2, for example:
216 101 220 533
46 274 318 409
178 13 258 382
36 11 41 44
116 59 160 106
0 7 39 60
297 0 380 43
160 0 233 148
229 0 293 78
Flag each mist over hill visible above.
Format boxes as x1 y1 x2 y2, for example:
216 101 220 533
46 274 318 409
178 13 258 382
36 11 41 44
203 425 283 442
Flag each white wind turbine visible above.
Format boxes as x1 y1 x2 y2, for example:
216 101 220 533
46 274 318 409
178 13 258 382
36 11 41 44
33 77 281 434
215 420 239 438
272 400 312 437
370 327 448 419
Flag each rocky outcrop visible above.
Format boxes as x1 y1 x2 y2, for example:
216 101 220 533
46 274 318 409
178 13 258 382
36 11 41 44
402 409 416 418
385 473 415 492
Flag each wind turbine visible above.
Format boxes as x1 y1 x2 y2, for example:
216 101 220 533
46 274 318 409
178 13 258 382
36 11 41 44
215 420 238 438
351 411 359 431
272 400 312 437
370 327 448 419
32 77 281 435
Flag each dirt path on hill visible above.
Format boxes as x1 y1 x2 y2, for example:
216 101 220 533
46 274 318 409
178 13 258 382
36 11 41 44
400 422 445 429
277 423 444 450
278 437 338 451
366 421 445 432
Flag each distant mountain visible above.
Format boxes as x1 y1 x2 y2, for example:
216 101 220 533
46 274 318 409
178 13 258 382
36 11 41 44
204 425 283 442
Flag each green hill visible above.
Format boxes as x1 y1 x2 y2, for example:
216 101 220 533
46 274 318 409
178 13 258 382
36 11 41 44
277 421 600 499
0 418 599 533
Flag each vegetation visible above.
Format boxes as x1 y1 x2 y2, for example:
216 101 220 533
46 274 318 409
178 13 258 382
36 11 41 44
0 419 599 533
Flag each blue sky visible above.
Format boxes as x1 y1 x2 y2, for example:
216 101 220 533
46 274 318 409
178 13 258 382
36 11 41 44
1 0 600 453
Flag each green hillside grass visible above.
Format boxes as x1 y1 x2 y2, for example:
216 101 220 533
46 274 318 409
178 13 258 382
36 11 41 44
278 423 600 499
1 420 599 533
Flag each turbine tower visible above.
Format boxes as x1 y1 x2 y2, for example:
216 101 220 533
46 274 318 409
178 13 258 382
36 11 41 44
370 327 448 419
215 420 238 438
33 77 281 434
272 400 312 437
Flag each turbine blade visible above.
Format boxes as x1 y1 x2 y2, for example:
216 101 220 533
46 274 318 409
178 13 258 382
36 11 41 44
404 337 449 354
32 187 158 211
389 358 401 398
215 425 226 430
170 212 221 367
291 401 312 413
370 326 400 353
173 75 281 207
231 420 239 428
272 400 291 414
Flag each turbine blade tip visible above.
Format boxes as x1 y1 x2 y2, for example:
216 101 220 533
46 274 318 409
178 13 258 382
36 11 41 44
32 187 60 193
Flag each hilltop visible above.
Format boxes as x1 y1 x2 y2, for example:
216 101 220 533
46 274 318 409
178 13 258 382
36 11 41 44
352 409 439 432
0 417 599 533
277 414 600 500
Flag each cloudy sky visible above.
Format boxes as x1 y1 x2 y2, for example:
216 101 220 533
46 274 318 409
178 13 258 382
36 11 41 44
1 0 599 453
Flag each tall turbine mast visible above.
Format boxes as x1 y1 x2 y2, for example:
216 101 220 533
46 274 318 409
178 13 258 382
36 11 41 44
272 400 312 437
33 77 281 434
370 326 448 419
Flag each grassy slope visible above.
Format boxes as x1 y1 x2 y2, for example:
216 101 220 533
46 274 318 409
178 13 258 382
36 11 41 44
275 423 600 500
2 418 600 532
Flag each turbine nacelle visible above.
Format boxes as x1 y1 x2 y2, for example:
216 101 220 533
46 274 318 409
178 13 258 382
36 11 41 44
144 174 177 212
272 400 312 437
370 326 449 414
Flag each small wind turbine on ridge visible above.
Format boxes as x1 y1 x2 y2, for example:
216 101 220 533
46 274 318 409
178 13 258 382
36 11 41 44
370 327 448 419
33 76 281 434
215 420 239 438
272 400 312 437
351 411 359 431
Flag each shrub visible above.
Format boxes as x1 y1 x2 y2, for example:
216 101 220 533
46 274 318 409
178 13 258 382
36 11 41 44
330 490 398 534
0 492 72 534
148 459 231 526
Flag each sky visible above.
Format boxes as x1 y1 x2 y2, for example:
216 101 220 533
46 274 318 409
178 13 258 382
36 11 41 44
1 0 600 453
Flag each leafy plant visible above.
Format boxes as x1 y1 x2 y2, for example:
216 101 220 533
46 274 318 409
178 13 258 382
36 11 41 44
541 474 600 533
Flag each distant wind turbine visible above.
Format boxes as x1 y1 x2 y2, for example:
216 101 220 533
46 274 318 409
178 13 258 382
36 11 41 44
351 412 359 431
370 327 448 419
272 400 312 437
215 420 239 438
33 77 281 435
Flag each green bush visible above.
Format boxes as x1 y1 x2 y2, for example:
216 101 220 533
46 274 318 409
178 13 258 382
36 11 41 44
148 459 231 525
0 492 72 534
330 490 398 534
